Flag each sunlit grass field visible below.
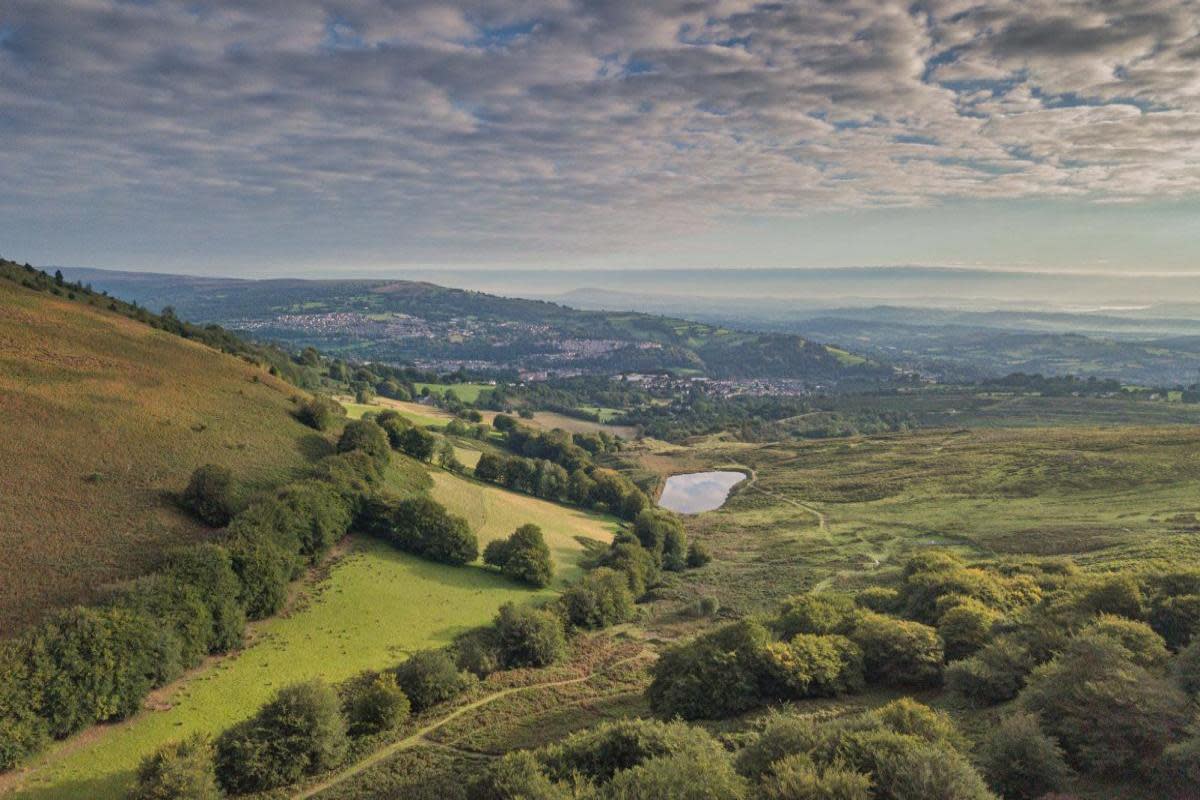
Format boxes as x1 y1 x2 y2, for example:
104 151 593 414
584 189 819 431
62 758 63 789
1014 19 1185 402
0 281 316 633
413 382 492 403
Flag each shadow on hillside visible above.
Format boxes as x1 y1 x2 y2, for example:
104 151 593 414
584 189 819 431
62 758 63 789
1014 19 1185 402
297 432 335 462
12 771 131 800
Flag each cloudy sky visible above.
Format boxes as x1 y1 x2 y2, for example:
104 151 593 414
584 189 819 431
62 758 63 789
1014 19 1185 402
2 0 1200 275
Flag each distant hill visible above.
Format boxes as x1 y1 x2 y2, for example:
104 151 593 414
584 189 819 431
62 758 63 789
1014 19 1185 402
60 267 895 384
0 261 321 633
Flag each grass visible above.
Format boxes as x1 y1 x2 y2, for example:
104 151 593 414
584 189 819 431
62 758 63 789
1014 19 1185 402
0 280 317 634
428 470 620 584
413 382 493 403
526 410 636 438
6 538 553 800
340 397 454 430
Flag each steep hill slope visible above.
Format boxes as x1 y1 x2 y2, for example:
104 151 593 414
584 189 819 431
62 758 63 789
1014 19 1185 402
61 268 895 383
0 274 318 634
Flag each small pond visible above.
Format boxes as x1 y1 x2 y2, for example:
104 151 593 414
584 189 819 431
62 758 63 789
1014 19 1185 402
657 470 746 514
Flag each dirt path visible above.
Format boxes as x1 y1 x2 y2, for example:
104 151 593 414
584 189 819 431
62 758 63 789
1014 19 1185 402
738 466 828 530
292 651 654 800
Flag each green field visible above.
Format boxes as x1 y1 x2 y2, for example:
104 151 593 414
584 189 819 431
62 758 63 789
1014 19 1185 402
429 471 619 584
414 382 492 403
6 538 552 800
0 280 317 633
341 397 453 429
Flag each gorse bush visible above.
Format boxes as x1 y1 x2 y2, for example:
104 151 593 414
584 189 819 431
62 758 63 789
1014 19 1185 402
977 712 1072 800
849 611 944 688
182 464 236 526
561 567 635 629
296 394 344 431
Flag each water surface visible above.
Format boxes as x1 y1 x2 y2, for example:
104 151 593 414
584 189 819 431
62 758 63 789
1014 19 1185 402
658 470 746 514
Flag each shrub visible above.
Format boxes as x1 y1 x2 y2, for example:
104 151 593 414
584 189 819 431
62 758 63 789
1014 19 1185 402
394 649 474 711
1149 593 1200 650
849 612 944 688
1175 638 1200 694
312 450 384 500
601 748 748 800
869 698 965 752
163 544 246 653
937 599 1000 661
494 603 567 668
132 735 221 800
541 718 724 784
296 395 344 430
855 587 900 613
454 627 503 678
341 671 410 736
759 634 864 699
561 568 635 629
697 595 721 617
775 593 860 638
1158 736 1200 791
686 541 712 568
977 712 1072 800
759 754 873 800
375 410 413 448
275 480 353 563
1081 614 1169 669
945 637 1033 706
834 729 992 800
600 541 660 597
484 524 555 588
735 713 824 780
0 645 48 771
1074 573 1145 620
182 464 236 526
648 620 772 719
106 575 213 677
470 750 569 800
214 680 348 794
1018 633 1189 775
337 419 391 466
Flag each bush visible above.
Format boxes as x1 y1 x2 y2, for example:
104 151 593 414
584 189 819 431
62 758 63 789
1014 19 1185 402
758 754 873 800
275 480 353 563
132 735 221 800
870 698 965 752
106 575 213 678
600 541 660 597
494 603 567 668
697 595 720 617
337 419 391 466
648 621 775 719
312 450 384 500
214 679 348 794
735 714 824 780
1158 736 1200 791
341 671 410 736
834 729 992 800
394 649 474 712
945 637 1033 706
470 750 570 800
855 587 900 613
483 524 555 588
937 599 1000 661
977 712 1072 800
759 634 864 699
686 541 712 568
454 627 503 678
1081 614 1169 669
849 612 944 688
633 509 687 571
1018 633 1189 774
1149 593 1200 650
541 718 724 784
296 395 344 430
561 568 635 629
0 645 48 771
601 748 748 799
182 464 236 526
775 593 860 638
1175 638 1200 694
163 544 246 653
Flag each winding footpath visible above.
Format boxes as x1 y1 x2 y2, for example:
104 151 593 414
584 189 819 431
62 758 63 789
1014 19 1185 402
292 650 654 800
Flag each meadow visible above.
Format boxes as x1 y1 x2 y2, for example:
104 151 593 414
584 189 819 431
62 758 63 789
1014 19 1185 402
413 382 493 403
0 281 316 634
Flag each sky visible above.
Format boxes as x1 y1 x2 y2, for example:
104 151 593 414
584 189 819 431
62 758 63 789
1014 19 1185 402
2 0 1200 276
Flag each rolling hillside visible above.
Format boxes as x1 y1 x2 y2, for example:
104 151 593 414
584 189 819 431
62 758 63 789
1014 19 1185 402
0 272 318 634
60 268 896 384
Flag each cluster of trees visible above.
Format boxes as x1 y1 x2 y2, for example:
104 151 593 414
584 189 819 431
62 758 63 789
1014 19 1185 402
469 698 988 800
358 495 478 566
483 524 555 588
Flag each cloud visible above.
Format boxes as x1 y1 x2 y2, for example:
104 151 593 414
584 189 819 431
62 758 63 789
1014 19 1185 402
1 0 1198 264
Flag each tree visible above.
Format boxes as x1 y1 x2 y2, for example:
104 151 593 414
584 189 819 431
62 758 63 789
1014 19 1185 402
561 568 635 629
484 524 555 588
849 612 944 688
1018 633 1189 775
375 409 413 448
394 649 474 712
475 451 507 483
132 735 221 800
275 480 353 563
163 544 246 653
366 496 479 565
214 680 348 794
977 712 1072 800
182 464 236 526
225 537 290 620
494 603 567 668
341 671 410 736
336 419 391 466
436 439 463 472
397 426 437 462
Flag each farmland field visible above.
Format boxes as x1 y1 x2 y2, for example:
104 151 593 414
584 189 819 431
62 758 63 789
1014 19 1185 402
0 280 316 634
413 382 493 403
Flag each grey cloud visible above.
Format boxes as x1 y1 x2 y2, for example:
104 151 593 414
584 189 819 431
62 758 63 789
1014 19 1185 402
1 0 1199 263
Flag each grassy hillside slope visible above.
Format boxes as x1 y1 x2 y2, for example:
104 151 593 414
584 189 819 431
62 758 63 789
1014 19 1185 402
0 279 317 633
